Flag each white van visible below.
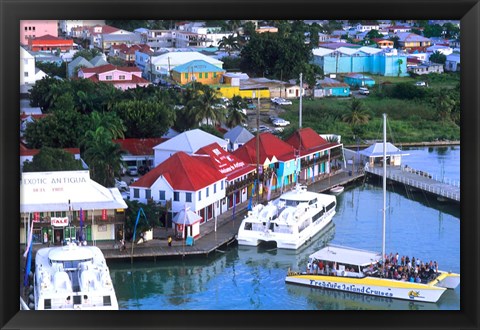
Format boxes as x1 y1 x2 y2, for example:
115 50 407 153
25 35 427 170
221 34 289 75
359 87 370 95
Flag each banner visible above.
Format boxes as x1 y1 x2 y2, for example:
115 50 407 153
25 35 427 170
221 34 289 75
51 217 68 227
101 209 107 220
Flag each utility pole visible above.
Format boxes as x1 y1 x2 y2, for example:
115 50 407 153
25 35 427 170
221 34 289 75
299 73 303 129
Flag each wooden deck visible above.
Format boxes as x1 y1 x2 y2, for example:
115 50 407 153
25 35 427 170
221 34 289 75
365 165 460 202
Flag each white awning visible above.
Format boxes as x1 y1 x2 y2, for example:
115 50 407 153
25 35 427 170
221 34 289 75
20 170 127 213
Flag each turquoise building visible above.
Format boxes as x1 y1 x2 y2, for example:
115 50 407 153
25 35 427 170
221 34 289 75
343 73 376 87
312 46 408 77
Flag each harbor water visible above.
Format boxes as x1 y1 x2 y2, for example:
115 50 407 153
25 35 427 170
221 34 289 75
108 146 460 310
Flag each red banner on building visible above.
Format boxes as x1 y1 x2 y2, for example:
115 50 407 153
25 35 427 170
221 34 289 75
33 212 40 222
101 209 107 220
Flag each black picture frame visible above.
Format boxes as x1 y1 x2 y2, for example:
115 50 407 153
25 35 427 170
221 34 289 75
1 0 478 329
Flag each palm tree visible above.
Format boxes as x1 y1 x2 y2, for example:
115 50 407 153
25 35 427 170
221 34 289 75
89 111 126 140
189 85 223 126
218 34 240 56
342 97 370 139
81 126 125 187
225 96 247 128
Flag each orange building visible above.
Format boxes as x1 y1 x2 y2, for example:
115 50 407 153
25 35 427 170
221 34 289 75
28 34 74 52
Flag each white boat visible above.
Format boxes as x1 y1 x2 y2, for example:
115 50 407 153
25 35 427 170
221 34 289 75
236 185 337 249
285 114 460 303
329 185 344 195
33 243 119 310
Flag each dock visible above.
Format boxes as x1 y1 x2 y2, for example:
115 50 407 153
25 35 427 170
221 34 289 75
365 165 460 202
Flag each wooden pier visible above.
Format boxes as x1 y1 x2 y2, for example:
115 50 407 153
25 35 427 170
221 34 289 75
365 165 460 202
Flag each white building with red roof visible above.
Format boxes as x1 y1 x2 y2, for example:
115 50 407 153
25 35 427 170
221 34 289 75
78 64 151 90
195 143 256 212
130 151 226 232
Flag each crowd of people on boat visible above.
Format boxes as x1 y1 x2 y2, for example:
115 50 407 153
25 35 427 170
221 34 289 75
305 252 440 284
369 253 440 283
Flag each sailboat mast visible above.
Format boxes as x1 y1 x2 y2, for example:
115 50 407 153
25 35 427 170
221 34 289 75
382 113 387 266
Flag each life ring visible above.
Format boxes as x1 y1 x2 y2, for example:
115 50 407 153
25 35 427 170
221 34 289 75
177 224 184 231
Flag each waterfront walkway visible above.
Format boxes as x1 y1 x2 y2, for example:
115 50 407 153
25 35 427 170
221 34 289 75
21 170 364 262
365 165 460 202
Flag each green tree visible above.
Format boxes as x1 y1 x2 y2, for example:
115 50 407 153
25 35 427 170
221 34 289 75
397 59 404 77
28 76 64 112
342 98 370 138
366 29 383 40
89 111 126 140
218 34 241 56
429 51 447 65
225 96 247 128
123 199 163 240
443 22 460 39
423 24 443 38
72 49 101 61
22 147 84 172
35 61 67 79
391 82 426 99
432 89 456 122
81 126 125 187
189 85 223 126
113 99 175 138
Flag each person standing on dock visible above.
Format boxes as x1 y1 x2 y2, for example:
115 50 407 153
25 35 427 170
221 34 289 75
168 236 172 247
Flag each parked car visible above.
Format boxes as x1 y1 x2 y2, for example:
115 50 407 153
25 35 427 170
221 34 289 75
272 97 292 105
121 191 130 200
359 87 370 95
127 166 138 176
115 178 128 191
269 115 279 123
272 118 290 127
415 81 427 87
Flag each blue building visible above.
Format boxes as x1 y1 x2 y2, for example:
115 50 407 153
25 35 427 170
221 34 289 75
343 73 376 87
312 46 408 77
314 77 351 97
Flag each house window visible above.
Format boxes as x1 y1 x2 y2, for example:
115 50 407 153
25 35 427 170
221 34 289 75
159 190 166 201
198 191 202 201
119 75 125 80
106 75 113 80
206 187 209 197
221 180 224 190
24 72 29 77
214 183 216 194
185 73 188 79
145 189 151 200
205 72 208 78
174 191 180 201
133 189 139 198
25 27 28 31
213 72 217 78
186 192 192 203
199 72 203 79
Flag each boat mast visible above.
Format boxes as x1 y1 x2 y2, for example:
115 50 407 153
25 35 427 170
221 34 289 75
382 113 387 266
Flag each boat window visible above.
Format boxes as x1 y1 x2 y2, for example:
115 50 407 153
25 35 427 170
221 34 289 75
244 222 252 230
309 198 317 205
325 201 336 212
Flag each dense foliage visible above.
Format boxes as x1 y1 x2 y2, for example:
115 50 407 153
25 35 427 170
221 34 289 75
22 147 84 172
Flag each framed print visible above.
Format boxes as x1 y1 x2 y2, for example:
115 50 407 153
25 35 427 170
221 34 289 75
1 0 479 329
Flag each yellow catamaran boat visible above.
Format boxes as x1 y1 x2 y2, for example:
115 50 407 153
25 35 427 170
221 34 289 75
285 114 460 303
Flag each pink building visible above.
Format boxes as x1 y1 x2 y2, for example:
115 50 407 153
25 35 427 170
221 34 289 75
20 20 58 46
78 64 151 90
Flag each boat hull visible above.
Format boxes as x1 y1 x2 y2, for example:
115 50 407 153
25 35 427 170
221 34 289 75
237 212 334 250
285 273 447 303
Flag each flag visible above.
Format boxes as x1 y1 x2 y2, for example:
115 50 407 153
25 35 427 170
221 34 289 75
247 180 256 211
23 244 33 287
79 208 84 242
232 192 236 220
23 219 35 258
132 208 147 243
266 172 275 201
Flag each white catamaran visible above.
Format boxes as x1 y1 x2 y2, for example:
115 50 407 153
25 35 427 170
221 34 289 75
285 113 460 303
237 184 337 250
32 243 119 310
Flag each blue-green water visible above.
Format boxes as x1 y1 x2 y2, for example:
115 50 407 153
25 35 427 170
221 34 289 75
109 146 460 310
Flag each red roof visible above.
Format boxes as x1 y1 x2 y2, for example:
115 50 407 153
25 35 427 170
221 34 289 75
131 151 225 190
32 34 62 41
114 138 168 156
80 64 141 74
88 25 120 35
285 128 340 156
20 113 48 121
20 143 80 157
195 143 256 181
232 132 296 164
